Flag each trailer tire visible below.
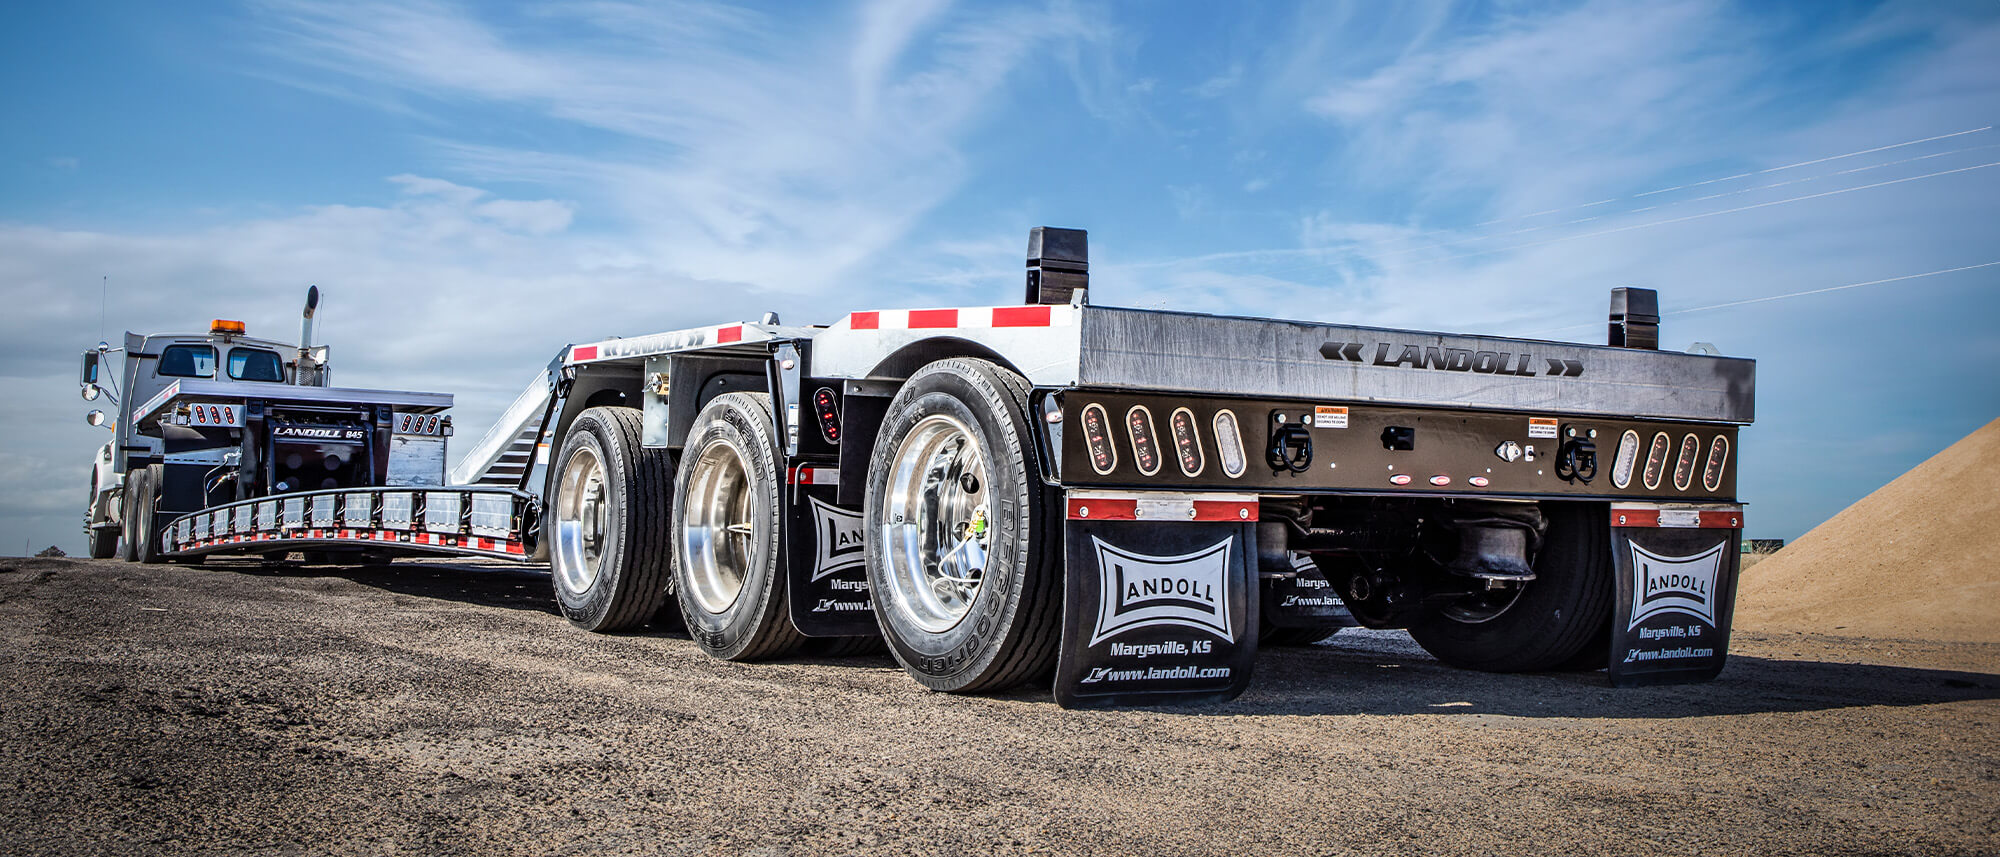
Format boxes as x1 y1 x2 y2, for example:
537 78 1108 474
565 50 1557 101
864 358 1060 693
1408 502 1612 672
131 464 167 565
671 392 804 661
549 407 674 632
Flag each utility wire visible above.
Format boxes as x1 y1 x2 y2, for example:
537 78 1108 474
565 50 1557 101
1525 261 2000 336
1429 159 2000 265
1670 261 2000 315
1260 147 2000 276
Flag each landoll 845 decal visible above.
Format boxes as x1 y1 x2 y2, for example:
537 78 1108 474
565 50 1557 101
1089 537 1235 646
1626 541 1722 631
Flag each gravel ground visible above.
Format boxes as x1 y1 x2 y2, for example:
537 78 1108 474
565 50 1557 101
2 555 1995 856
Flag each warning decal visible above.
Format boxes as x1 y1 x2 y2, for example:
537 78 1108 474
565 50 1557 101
1528 417 1560 439
1313 406 1349 429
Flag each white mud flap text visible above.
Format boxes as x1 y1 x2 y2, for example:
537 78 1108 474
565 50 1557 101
1054 492 1259 709
1606 503 1743 686
1262 551 1354 630
784 464 877 637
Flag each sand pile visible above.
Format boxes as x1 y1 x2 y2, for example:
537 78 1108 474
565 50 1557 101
1737 417 2000 643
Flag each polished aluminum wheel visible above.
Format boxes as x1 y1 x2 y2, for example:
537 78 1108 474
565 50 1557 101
881 414 991 633
553 445 607 596
680 436 760 615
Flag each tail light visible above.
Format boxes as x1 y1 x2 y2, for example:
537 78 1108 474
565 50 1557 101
1212 410 1247 478
1703 435 1730 492
1611 430 1640 489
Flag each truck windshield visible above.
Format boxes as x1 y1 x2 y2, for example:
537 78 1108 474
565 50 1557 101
228 348 285 382
158 345 216 378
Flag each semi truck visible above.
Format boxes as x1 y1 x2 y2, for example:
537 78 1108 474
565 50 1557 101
86 228 1754 707
78 287 531 566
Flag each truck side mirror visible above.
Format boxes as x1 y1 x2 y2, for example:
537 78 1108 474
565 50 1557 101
85 409 107 428
81 350 99 386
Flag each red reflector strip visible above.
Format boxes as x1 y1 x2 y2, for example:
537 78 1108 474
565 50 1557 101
1066 495 1258 522
716 325 743 343
991 305 1051 327
571 345 599 362
1191 500 1258 521
787 465 836 485
1611 505 1743 529
849 311 879 330
908 309 958 328
1068 498 1137 520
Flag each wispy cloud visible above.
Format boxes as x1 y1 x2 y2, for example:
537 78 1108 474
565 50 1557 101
246 0 1112 292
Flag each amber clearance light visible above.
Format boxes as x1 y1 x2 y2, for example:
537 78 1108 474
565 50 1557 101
211 319 246 335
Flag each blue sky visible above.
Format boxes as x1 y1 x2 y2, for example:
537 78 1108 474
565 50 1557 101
2 0 1997 556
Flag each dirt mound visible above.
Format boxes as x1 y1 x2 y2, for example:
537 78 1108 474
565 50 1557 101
1737 417 2000 642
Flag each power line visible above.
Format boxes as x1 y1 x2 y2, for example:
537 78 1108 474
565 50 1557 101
1430 159 2000 265
1525 261 2000 336
1265 146 2000 275
1670 261 2000 315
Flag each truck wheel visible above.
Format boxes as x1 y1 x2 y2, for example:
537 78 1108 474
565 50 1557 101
88 527 119 560
1407 502 1611 672
864 358 1060 693
671 392 804 661
549 407 673 632
86 473 118 559
131 464 167 565
117 474 139 562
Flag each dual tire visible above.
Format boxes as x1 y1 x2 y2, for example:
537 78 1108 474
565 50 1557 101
120 465 167 565
1406 502 1613 672
546 399 860 661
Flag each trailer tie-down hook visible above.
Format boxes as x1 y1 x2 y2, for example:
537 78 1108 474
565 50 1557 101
1267 425 1314 474
1555 438 1598 484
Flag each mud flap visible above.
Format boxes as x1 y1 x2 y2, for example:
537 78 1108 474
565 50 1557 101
783 464 878 637
1262 552 1355 629
1606 503 1744 687
1054 492 1260 709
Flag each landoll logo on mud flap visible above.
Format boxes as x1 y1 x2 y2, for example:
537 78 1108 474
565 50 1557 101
808 497 864 581
1627 542 1723 630
1089 537 1235 646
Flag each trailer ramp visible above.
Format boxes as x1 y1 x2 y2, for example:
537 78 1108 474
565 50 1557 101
449 370 551 488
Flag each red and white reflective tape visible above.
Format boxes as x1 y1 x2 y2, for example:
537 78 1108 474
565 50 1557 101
835 305 1072 332
1611 504 1743 529
569 323 755 363
788 464 838 485
1065 491 1258 522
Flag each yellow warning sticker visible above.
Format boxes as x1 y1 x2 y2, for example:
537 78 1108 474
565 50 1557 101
1314 405 1349 429
1528 417 1560 439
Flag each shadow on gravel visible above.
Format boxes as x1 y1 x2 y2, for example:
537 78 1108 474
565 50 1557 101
205 557 569 618
138 557 2000 719
1227 643 2000 719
